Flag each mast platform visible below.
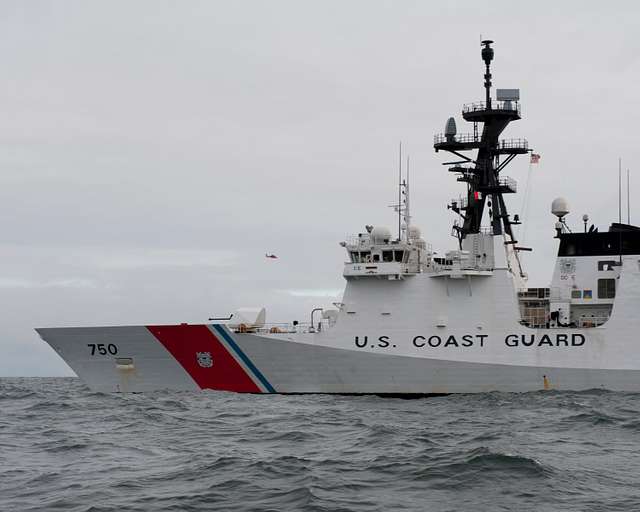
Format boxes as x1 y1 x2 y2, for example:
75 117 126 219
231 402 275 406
497 138 529 154
462 101 521 122
480 176 517 194
433 133 480 152
433 135 528 155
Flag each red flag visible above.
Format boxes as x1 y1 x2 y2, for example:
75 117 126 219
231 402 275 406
530 153 540 164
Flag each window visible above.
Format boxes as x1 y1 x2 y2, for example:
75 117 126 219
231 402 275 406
350 252 360 263
598 279 616 299
372 254 380 262
598 260 618 271
571 290 582 299
382 250 393 262
394 250 404 262
360 251 371 263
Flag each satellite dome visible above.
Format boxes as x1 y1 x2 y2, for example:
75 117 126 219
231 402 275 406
371 226 392 244
551 197 570 219
408 226 422 240
445 117 457 136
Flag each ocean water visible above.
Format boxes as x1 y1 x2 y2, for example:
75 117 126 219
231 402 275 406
2 379 640 512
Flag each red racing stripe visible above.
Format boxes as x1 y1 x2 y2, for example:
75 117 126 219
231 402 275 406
147 324 261 392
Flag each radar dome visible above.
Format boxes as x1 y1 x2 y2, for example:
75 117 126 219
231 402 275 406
408 226 422 240
371 226 392 244
445 117 457 136
551 197 570 219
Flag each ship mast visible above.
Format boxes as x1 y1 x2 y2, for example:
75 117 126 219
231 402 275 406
434 40 530 248
404 155 411 241
391 145 412 242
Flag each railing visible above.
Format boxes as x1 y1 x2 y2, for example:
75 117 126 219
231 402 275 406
578 316 610 328
498 138 528 151
462 100 521 115
498 176 517 192
430 260 493 274
434 133 480 145
430 248 494 274
451 222 493 236
518 287 551 300
231 322 313 335
433 134 528 152
519 314 611 329
519 310 548 328
345 234 371 247
450 197 469 210
344 261 413 276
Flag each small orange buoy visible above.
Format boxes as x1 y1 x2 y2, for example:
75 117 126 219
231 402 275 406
543 374 551 390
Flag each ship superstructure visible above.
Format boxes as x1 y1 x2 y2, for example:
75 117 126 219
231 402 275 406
37 41 640 394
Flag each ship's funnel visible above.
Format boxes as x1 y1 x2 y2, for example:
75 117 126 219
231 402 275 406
445 117 457 142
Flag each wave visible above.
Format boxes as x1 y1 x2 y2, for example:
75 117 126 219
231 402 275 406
2 378 640 512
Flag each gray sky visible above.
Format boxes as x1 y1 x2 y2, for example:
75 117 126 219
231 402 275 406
2 1 640 376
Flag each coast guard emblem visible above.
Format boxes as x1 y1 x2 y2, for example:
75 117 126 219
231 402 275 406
196 352 213 368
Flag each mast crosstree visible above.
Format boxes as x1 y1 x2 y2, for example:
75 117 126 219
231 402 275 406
434 40 530 248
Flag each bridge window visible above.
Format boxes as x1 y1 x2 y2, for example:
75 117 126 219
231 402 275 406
382 250 393 262
394 250 404 262
598 279 616 299
360 251 371 263
350 252 360 263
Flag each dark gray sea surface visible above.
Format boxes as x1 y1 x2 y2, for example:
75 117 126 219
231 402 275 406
2 379 640 512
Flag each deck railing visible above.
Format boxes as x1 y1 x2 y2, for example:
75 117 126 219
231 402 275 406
433 133 480 145
498 138 528 151
462 100 521 115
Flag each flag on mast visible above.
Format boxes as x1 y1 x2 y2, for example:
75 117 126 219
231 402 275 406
530 153 541 164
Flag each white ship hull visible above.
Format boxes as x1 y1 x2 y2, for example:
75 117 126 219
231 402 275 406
35 325 640 394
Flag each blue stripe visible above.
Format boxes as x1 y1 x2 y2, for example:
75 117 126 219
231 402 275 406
212 324 276 393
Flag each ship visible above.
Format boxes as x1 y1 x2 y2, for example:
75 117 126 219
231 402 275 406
36 41 640 394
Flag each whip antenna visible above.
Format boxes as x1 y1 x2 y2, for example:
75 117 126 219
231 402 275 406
398 141 402 240
628 168 631 224
619 157 622 225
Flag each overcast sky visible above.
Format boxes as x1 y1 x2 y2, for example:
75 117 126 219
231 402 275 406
2 1 639 376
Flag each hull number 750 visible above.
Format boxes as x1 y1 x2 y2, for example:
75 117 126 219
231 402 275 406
87 343 118 356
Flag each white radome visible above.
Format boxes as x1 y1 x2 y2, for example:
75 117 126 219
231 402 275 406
370 226 392 244
408 226 422 240
551 197 570 219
